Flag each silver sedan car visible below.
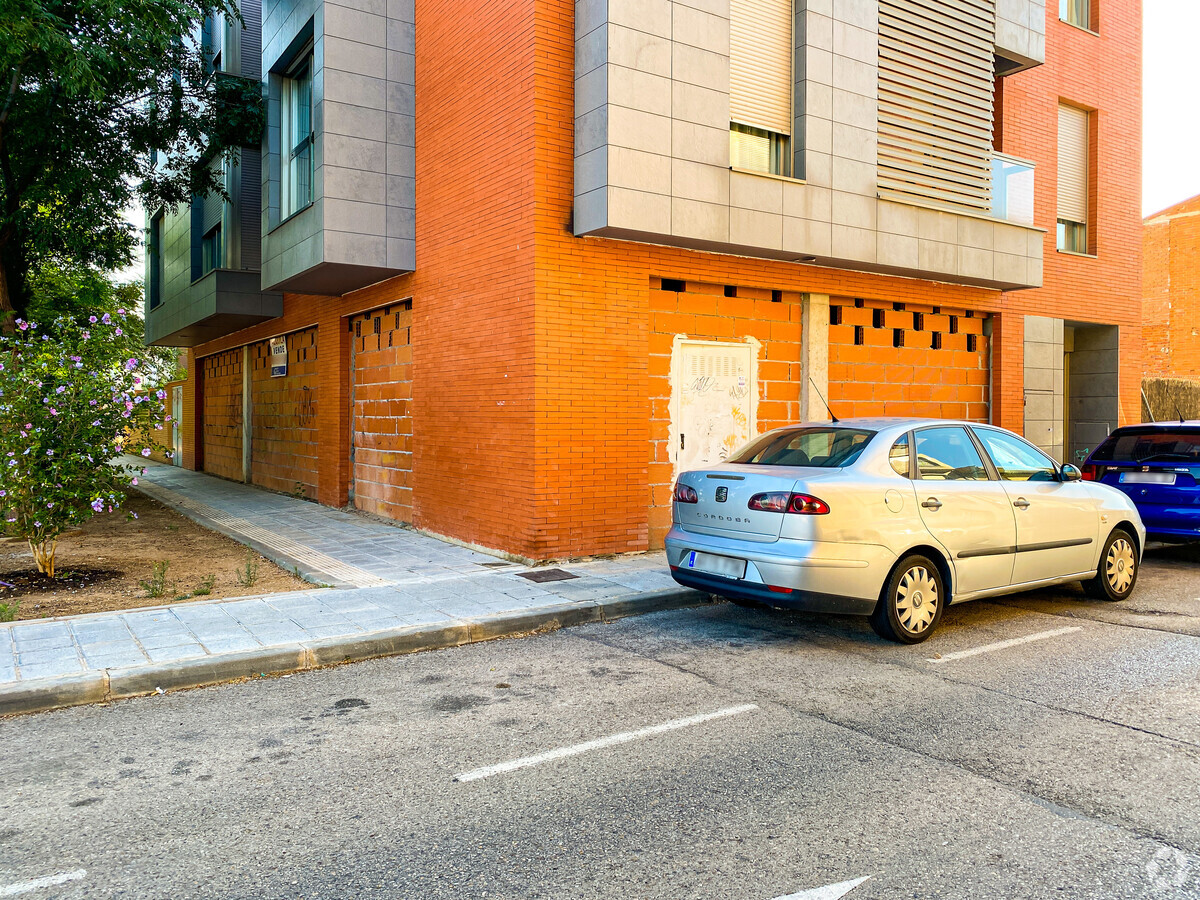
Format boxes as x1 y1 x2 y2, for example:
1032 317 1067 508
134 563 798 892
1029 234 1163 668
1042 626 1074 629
665 418 1145 643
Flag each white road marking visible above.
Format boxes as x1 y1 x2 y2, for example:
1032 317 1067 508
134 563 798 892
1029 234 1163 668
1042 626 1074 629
0 870 86 897
772 875 872 899
454 704 759 782
927 626 1082 663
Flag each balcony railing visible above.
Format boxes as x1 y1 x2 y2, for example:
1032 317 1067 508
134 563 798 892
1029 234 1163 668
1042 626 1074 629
991 153 1036 225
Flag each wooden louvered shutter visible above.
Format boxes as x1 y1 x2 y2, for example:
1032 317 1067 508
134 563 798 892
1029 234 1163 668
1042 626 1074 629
1057 104 1088 224
877 0 996 214
729 0 793 136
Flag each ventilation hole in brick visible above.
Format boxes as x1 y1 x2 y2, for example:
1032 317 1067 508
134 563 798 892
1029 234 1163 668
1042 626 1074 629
830 306 842 326
854 298 865 308
967 334 978 352
872 309 885 328
374 317 381 334
893 302 904 311
661 278 685 292
771 289 783 303
932 306 941 315
949 316 959 334
932 332 943 350
893 329 904 348
724 285 737 297
913 312 924 331
965 310 974 318
854 325 864 346
355 322 361 337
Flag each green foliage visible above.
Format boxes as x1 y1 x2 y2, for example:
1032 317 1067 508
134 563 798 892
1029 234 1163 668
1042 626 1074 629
0 597 16 622
193 573 215 596
234 549 260 588
139 559 171 598
0 310 168 576
0 0 266 318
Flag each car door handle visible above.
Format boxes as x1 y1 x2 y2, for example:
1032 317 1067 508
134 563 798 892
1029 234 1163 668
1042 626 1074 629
921 497 942 510
1013 498 1030 510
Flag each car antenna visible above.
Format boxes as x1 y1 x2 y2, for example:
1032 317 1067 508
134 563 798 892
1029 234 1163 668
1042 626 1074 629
809 377 840 423
1172 393 1186 424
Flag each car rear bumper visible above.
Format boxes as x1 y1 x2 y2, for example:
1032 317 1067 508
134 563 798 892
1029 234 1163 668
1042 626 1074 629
664 526 891 615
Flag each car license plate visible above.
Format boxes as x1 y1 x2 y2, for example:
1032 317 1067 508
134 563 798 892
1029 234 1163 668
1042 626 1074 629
1120 472 1176 485
685 551 747 579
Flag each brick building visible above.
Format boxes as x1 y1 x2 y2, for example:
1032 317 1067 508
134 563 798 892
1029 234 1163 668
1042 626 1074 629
146 0 1143 560
1144 194 1200 383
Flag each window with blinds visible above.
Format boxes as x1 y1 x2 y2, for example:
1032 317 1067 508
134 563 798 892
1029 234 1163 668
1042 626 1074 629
729 0 793 177
877 0 996 215
1057 103 1089 253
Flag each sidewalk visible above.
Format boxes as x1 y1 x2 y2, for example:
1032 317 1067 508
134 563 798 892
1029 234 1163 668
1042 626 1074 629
0 460 708 716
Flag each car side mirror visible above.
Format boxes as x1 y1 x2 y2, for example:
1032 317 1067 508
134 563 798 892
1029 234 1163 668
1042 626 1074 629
1060 464 1082 483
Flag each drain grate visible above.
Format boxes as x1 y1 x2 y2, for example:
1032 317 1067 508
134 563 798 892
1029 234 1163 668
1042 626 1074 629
478 561 515 568
516 568 579 583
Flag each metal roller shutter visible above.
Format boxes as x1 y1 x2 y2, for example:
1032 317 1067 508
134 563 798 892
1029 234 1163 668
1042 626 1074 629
877 0 996 214
730 0 793 136
1057 104 1089 223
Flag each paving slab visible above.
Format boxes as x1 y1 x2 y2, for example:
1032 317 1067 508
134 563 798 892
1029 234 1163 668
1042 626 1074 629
0 460 712 716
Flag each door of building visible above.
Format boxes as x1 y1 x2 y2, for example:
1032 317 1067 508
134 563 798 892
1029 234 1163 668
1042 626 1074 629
171 385 183 466
671 340 757 478
349 301 413 522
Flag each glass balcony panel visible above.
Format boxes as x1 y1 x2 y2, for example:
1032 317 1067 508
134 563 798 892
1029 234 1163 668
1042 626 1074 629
991 154 1036 226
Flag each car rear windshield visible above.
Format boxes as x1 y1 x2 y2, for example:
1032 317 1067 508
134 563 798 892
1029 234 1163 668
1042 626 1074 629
728 427 875 467
1090 428 1200 463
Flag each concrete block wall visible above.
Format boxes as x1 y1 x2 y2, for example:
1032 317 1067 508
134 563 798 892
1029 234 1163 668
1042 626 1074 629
1068 324 1120 463
996 0 1047 70
1022 314 1064 461
573 0 1044 291
261 0 415 294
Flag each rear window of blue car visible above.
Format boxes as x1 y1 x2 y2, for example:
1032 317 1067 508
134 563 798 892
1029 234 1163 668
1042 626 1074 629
1091 428 1200 463
729 427 875 467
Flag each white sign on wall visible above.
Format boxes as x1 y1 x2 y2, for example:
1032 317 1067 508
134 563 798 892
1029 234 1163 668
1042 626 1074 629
269 337 288 377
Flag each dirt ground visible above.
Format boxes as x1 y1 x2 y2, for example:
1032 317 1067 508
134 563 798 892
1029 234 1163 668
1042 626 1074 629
0 492 311 621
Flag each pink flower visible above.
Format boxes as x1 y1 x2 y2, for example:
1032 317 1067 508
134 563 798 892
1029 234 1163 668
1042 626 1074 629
141 448 152 457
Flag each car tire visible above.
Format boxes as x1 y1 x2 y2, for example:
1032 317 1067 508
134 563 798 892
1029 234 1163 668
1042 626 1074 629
870 554 945 644
1083 528 1139 602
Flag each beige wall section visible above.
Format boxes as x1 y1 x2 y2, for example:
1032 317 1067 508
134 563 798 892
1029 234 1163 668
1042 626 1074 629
573 0 1045 292
1023 315 1065 462
995 0 1046 71
800 292 829 422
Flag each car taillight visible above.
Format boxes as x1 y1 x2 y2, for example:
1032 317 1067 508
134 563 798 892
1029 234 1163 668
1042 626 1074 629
748 492 830 515
673 482 698 503
1081 464 1099 481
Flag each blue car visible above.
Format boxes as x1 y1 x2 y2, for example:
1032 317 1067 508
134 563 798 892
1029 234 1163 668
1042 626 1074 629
1083 423 1200 541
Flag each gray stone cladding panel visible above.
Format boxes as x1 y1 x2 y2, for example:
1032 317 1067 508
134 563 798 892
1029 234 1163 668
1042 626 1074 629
261 0 413 294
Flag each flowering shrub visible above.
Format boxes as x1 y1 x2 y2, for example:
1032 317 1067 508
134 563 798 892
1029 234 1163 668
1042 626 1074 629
0 312 168 578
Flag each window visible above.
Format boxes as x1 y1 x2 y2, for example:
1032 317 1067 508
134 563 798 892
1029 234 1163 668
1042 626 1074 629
1091 428 1200 463
148 213 164 310
1059 0 1092 29
914 427 989 481
974 429 1059 481
729 427 875 468
1057 104 1090 253
889 434 911 477
729 0 792 177
280 50 314 218
201 223 222 274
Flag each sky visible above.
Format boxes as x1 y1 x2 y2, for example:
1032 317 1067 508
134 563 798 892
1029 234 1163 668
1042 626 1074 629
1143 0 1200 217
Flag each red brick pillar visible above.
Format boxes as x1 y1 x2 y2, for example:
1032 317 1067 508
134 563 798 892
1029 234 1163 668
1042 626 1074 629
990 311 1024 433
316 308 351 508
1118 323 1144 427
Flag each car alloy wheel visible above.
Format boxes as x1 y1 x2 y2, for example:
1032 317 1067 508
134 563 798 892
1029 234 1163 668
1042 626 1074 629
871 553 945 644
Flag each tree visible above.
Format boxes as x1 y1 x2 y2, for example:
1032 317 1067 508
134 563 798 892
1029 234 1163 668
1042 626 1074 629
0 309 167 578
0 0 265 320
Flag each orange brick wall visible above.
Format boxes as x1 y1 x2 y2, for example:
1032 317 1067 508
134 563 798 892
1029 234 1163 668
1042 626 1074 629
1143 196 1200 381
646 280 804 546
993 1 1143 428
248 327 319 497
176 0 1141 562
351 302 413 521
828 300 990 420
201 349 243 481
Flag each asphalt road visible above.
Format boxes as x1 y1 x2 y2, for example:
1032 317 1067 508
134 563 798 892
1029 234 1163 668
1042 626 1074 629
3 545 1200 900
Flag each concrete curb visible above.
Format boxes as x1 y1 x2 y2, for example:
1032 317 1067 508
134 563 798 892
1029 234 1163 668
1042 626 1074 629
0 588 713 718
